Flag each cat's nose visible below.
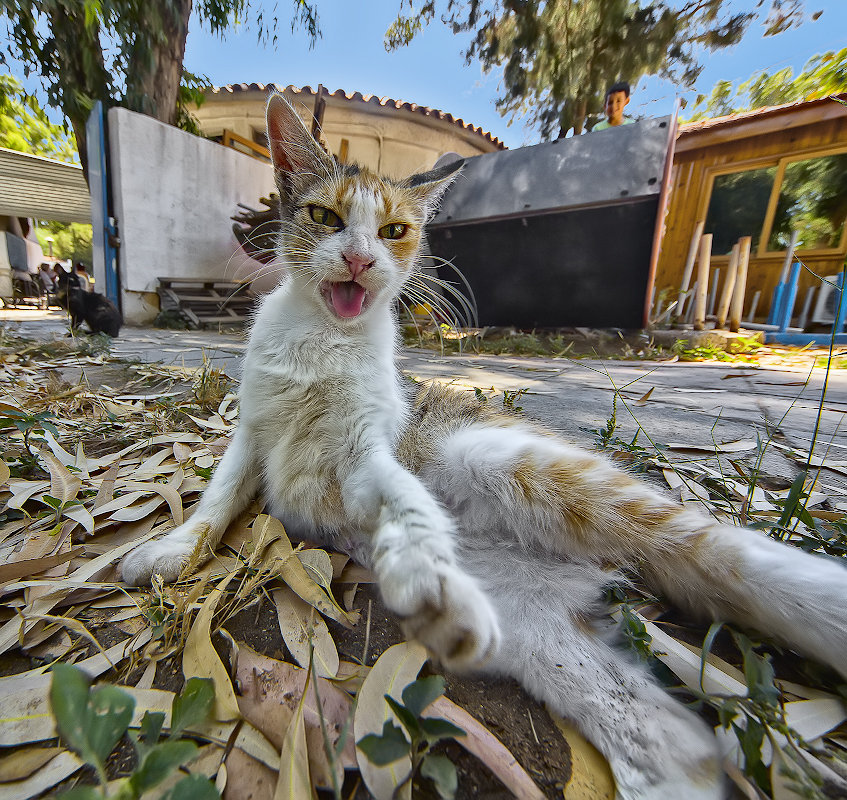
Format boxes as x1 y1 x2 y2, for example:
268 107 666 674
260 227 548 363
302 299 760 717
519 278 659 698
342 252 374 280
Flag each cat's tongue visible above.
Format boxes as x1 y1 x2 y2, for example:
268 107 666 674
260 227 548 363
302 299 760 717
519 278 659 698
330 281 367 318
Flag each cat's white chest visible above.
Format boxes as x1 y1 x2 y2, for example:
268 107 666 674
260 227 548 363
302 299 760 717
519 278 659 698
240 333 405 532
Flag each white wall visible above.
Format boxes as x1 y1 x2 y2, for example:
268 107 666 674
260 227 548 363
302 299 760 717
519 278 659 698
108 107 275 324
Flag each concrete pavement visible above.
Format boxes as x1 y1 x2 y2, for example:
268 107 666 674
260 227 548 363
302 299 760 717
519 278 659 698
4 307 847 506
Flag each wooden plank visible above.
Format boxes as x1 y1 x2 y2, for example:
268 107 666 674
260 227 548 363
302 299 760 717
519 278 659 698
693 233 712 331
730 236 752 332
716 243 739 329
676 220 704 317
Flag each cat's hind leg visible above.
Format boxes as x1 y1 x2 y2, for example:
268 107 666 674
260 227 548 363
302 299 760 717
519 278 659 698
121 426 260 585
462 545 725 800
427 422 847 680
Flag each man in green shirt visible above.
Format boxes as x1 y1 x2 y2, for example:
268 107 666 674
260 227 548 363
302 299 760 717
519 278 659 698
594 82 635 131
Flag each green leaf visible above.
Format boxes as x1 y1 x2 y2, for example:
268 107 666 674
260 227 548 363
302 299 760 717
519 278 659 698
131 740 199 793
87 684 135 763
734 632 779 707
170 677 215 738
421 753 458 800
357 720 410 766
385 694 421 739
419 716 466 743
51 664 100 769
401 675 445 718
161 773 221 800
138 710 165 749
699 621 723 692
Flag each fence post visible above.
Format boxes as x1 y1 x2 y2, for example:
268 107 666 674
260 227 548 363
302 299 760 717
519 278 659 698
693 233 712 331
730 236 752 333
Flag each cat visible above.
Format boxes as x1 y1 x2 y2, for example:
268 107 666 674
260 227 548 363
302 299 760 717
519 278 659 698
55 269 123 337
121 93 847 800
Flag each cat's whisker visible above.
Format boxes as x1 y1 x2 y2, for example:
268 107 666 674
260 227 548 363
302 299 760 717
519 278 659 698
403 276 473 332
418 256 479 326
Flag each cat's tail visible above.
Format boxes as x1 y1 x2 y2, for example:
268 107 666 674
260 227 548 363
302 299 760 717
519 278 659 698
425 421 847 679
641 508 847 681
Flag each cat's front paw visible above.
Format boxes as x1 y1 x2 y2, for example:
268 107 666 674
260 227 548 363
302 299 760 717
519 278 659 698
379 559 501 671
120 524 206 586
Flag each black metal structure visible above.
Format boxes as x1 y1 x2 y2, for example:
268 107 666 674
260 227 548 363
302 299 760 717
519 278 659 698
427 116 673 329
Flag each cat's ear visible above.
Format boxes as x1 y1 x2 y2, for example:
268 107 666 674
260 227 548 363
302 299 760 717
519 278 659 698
403 158 464 220
266 93 333 189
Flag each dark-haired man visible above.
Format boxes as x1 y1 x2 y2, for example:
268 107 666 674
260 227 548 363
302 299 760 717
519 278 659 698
594 82 634 130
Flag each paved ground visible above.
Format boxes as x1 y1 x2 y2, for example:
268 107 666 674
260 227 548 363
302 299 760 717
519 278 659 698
4 307 847 504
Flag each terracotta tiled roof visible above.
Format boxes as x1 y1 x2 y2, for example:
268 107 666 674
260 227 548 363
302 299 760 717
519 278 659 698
207 83 506 149
679 93 847 136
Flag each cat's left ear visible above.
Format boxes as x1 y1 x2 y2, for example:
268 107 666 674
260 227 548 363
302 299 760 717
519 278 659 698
403 158 464 220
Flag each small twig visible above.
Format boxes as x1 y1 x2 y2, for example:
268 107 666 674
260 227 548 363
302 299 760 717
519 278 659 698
527 709 540 744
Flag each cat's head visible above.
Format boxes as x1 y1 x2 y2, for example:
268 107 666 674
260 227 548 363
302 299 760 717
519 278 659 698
266 92 462 325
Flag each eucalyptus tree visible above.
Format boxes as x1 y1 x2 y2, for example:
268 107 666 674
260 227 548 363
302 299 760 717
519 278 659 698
0 0 320 180
386 0 811 137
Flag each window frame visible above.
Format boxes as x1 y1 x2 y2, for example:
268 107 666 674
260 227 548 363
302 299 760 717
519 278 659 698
697 143 847 259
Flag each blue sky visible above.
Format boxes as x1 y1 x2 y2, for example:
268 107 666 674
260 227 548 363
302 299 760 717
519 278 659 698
183 0 846 148
3 2 844 148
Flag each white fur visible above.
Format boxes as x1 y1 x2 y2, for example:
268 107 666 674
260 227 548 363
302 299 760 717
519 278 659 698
121 94 847 800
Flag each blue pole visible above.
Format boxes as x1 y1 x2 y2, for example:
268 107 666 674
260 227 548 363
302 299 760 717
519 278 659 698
777 262 801 332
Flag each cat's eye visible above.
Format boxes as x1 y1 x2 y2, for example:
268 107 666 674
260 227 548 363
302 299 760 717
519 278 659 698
309 206 343 228
379 223 407 240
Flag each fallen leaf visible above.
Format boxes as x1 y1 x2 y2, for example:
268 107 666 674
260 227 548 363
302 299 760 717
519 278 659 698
272 587 339 679
183 571 241 722
0 750 83 800
254 516 356 628
0 744 64 782
429 696 546 800
273 661 313 800
354 641 427 800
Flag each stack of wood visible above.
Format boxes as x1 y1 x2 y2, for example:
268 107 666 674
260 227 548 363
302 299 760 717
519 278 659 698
157 276 255 328
231 195 282 265
675 222 753 332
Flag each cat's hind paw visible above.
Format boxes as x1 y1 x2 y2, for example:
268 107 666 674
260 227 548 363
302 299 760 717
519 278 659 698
380 560 501 671
120 524 207 586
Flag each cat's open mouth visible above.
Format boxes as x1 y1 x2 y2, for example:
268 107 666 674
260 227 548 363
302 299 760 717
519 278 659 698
321 280 369 319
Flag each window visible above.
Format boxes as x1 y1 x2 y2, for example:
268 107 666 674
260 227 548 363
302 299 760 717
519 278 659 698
704 166 777 254
767 152 847 251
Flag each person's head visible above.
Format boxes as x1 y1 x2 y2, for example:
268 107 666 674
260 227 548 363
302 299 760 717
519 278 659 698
604 81 631 126
39 262 51 272
75 262 87 273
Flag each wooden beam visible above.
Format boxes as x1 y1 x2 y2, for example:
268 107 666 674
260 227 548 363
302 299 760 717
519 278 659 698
677 220 704 319
693 233 712 331
716 243 739 329
730 236 752 332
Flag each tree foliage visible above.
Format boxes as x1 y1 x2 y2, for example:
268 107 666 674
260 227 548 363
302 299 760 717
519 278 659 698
36 220 94 265
0 0 320 179
686 46 847 121
386 0 812 138
0 72 77 161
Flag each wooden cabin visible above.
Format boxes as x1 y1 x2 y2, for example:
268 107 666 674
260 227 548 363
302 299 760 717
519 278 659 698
655 95 847 322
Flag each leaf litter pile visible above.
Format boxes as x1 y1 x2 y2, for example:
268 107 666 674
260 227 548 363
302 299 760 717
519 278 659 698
1 328 847 800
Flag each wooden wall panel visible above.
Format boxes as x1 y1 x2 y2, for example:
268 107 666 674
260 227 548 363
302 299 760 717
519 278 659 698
656 111 847 322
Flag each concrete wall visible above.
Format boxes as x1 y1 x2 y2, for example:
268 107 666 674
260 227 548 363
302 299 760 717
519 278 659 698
107 107 274 324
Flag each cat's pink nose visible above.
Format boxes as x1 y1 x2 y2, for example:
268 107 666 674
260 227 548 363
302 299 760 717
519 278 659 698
343 252 374 280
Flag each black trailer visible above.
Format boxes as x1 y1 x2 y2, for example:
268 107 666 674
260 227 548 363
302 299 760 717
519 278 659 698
427 116 676 329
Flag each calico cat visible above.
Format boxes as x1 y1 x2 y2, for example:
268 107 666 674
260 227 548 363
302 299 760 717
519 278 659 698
122 93 847 800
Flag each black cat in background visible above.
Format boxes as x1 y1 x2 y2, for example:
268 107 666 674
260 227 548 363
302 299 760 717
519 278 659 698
55 270 123 337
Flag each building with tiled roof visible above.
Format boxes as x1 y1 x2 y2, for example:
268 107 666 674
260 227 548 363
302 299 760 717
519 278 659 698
190 83 505 178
